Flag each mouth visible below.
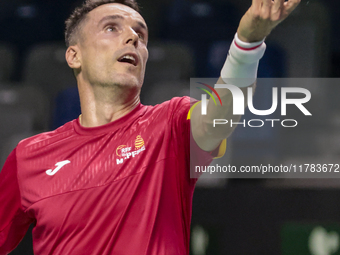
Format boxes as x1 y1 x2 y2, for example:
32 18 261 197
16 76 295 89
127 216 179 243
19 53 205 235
117 53 139 66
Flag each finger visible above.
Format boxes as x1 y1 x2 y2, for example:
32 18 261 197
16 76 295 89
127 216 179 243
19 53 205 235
262 0 272 7
252 0 262 9
273 0 285 11
261 0 273 18
284 0 301 14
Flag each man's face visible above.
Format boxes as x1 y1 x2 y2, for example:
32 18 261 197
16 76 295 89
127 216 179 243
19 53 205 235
77 3 149 89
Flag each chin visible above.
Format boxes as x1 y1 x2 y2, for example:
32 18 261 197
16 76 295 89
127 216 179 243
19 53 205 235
104 77 141 89
110 74 142 89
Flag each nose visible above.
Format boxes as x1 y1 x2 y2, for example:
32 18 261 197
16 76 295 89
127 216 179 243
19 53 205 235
125 27 139 47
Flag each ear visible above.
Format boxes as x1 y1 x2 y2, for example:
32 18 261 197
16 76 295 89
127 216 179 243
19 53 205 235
65 45 81 70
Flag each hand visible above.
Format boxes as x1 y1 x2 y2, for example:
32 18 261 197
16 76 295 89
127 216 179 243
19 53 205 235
237 0 301 42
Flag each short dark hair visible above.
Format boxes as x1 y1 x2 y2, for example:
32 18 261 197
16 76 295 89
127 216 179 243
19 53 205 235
65 0 140 47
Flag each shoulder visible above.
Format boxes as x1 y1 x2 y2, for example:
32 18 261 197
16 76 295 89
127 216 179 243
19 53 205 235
16 120 76 155
144 96 193 118
145 96 191 109
164 96 191 109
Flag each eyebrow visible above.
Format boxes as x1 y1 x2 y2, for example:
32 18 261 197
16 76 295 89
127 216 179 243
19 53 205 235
98 14 148 31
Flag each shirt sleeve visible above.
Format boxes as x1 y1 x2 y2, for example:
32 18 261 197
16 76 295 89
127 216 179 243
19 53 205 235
0 148 33 255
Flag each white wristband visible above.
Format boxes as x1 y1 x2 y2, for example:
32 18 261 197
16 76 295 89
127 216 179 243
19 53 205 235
221 33 266 87
234 33 265 50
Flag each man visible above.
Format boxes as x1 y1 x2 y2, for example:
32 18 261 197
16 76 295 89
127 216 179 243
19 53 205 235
0 0 300 254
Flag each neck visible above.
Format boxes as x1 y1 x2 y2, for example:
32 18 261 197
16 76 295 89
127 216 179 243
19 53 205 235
78 80 141 128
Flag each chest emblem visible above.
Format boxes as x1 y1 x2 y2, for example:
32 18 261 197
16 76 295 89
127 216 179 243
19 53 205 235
115 135 146 165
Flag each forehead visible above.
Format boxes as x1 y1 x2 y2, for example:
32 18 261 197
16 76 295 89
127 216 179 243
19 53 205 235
87 3 146 26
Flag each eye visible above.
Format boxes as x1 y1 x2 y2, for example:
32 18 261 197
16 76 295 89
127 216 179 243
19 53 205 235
105 25 117 32
138 33 144 40
137 32 147 42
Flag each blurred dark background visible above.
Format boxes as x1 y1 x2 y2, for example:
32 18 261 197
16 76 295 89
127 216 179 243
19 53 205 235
2 0 340 254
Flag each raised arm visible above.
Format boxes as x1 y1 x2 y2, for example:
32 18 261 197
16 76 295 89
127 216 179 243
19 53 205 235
191 0 301 152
